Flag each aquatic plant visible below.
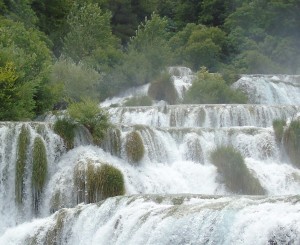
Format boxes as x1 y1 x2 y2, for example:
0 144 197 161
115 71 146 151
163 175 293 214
283 120 300 168
272 119 286 143
101 127 121 157
32 136 48 212
15 124 30 204
210 146 265 195
53 118 76 150
125 131 145 164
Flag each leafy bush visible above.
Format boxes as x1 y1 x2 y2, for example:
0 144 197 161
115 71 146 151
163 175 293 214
210 146 265 195
124 96 153 107
68 98 110 144
184 67 247 104
283 120 300 168
148 72 178 104
15 125 30 204
272 119 286 143
32 136 48 212
125 131 145 164
50 58 101 101
53 118 76 150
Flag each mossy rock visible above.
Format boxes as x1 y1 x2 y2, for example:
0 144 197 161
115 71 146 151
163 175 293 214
283 120 300 168
273 119 286 143
32 136 48 212
101 127 121 157
125 131 145 164
210 146 265 195
123 96 153 106
15 124 30 204
53 118 76 150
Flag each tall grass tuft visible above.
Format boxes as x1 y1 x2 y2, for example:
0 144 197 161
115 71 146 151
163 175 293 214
210 146 265 195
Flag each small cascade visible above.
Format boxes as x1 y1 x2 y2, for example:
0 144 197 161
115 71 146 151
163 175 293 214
1 195 299 245
108 104 299 128
0 122 64 233
1 71 300 243
232 75 300 104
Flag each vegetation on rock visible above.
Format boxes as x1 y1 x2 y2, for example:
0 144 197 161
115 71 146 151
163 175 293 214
124 96 153 107
210 146 265 195
125 131 145 164
283 120 300 168
32 136 48 212
148 72 178 104
272 119 286 143
53 118 76 150
15 124 30 204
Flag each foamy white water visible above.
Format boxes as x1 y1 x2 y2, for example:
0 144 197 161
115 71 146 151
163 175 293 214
1 70 300 244
1 195 299 245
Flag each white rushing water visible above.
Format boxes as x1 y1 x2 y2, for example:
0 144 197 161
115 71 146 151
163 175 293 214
1 70 300 244
1 195 300 245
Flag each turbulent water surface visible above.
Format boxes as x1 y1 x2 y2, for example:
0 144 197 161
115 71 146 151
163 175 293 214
1 68 300 244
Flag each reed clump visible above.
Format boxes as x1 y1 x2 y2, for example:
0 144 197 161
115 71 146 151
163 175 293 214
210 146 265 195
125 131 145 164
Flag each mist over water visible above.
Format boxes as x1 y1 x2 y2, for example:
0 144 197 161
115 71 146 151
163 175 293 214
1 69 300 244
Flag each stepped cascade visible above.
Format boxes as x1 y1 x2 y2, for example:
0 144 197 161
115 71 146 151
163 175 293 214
1 68 300 244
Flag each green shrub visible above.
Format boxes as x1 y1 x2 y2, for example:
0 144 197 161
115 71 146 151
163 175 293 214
74 161 125 203
32 136 48 212
184 67 247 104
124 96 153 107
53 118 76 150
148 72 178 104
68 98 110 144
272 119 286 143
210 146 265 195
101 128 122 157
125 131 145 164
283 120 300 168
15 125 30 204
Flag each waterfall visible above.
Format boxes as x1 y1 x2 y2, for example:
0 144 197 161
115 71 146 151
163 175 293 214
1 70 300 244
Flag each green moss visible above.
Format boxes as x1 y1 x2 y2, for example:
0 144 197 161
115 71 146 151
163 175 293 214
53 118 76 150
210 146 265 195
148 72 178 104
15 124 30 204
32 136 48 212
125 131 145 164
283 120 300 168
273 119 286 143
124 96 153 106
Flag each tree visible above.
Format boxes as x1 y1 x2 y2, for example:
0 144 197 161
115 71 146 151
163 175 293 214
0 18 55 119
63 3 121 73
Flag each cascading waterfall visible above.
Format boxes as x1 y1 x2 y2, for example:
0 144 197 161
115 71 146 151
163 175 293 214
1 69 300 244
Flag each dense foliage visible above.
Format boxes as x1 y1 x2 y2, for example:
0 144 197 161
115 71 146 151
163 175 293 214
1 0 299 120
